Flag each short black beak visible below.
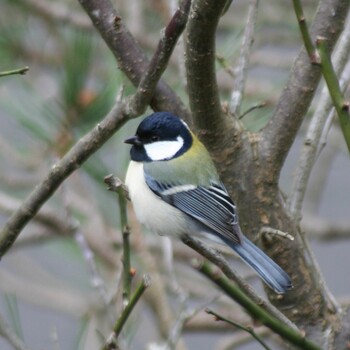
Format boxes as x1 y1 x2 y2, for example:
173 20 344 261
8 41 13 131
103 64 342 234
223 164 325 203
124 135 142 146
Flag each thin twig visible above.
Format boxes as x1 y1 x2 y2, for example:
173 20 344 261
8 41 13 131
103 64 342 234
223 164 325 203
261 0 349 178
259 227 294 242
239 102 266 119
0 192 72 234
230 0 259 116
0 312 32 350
292 0 319 63
75 227 111 305
58 179 112 318
170 0 187 91
195 260 321 350
104 174 132 306
136 235 184 346
217 328 271 350
206 308 271 350
0 66 29 77
121 226 132 307
303 215 350 241
317 109 335 157
165 296 219 350
316 36 350 153
102 275 151 350
216 54 235 78
288 15 350 219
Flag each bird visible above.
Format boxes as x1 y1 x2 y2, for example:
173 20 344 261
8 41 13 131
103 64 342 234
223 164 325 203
124 111 292 294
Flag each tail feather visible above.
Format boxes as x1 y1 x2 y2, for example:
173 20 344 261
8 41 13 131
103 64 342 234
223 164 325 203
226 236 292 294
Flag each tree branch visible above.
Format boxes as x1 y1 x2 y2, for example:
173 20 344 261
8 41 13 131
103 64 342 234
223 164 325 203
261 0 349 178
229 0 259 116
316 36 350 152
292 0 319 63
102 274 151 350
303 215 350 242
185 0 230 139
206 308 271 350
0 66 29 77
104 174 133 306
0 312 32 350
288 14 350 220
78 0 191 120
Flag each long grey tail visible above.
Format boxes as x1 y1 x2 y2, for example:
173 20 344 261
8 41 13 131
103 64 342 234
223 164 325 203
227 236 292 294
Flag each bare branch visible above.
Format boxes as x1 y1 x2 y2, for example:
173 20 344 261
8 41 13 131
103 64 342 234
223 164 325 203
217 328 270 350
316 36 350 152
239 101 266 120
288 15 350 220
134 230 186 347
261 0 349 178
292 0 319 63
0 66 29 77
303 215 350 241
185 0 228 137
104 175 133 306
0 312 32 350
206 308 271 350
102 274 151 350
230 0 259 116
78 0 190 120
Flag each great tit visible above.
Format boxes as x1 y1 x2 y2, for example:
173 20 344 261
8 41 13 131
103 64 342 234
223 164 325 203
125 112 292 294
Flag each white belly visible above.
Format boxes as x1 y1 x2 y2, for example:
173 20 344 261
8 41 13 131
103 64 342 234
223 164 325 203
125 161 189 237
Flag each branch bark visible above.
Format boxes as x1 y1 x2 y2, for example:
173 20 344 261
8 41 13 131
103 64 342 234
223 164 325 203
185 0 235 143
78 0 191 120
185 0 248 198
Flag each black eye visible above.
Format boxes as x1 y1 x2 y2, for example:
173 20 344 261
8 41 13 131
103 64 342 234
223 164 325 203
151 135 160 142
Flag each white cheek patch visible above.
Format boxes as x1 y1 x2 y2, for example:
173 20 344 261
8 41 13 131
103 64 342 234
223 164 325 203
144 136 184 161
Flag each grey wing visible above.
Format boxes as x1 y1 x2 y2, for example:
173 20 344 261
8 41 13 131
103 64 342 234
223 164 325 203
144 173 242 244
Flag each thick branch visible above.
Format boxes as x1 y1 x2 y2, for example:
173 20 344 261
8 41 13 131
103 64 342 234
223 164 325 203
261 0 349 177
185 0 229 139
78 0 190 120
185 0 248 191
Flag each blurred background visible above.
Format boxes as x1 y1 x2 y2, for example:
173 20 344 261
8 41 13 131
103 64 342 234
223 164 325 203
0 0 349 349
